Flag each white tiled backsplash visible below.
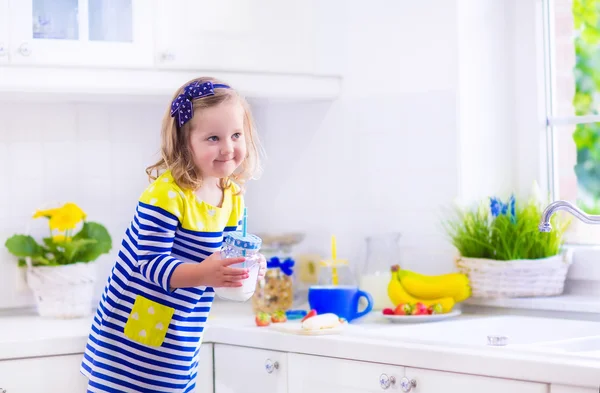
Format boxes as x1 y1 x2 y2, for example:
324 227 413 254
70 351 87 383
245 93 460 280
0 101 165 309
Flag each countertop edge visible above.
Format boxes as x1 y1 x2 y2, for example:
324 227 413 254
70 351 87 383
1 324 599 389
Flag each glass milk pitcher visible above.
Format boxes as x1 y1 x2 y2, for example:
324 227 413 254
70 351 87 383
358 233 401 310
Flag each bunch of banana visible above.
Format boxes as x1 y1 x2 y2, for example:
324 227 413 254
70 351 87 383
387 265 471 313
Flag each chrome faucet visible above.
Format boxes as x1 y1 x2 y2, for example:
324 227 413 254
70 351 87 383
539 200 600 232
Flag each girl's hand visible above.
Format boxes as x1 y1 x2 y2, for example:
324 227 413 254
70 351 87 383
257 253 267 279
195 252 249 288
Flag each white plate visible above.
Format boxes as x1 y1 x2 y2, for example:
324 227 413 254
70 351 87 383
381 309 462 323
268 321 347 335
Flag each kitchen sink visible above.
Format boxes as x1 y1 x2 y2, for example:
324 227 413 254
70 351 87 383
349 314 600 350
517 335 600 358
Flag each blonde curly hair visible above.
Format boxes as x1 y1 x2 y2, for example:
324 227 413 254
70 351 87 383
146 76 263 193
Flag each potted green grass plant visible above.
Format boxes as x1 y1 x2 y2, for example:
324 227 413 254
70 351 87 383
443 188 571 298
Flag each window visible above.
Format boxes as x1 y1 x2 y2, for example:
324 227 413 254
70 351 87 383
545 0 600 244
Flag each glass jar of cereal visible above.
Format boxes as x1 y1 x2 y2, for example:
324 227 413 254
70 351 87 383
252 256 295 314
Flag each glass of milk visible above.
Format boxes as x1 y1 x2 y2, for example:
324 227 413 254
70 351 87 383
214 232 262 302
358 233 401 310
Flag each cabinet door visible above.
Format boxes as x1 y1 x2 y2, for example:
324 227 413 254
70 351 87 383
195 343 214 393
550 385 598 393
154 0 317 75
0 354 88 392
288 353 405 393
154 0 258 72
0 0 8 63
403 367 548 393
9 0 153 67
214 344 287 393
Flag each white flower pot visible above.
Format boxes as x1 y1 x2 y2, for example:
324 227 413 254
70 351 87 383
26 261 97 318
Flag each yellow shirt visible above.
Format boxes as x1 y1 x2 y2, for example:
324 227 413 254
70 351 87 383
139 170 244 233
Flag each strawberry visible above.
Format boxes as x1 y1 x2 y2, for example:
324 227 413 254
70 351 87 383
413 302 429 315
394 303 413 315
301 309 317 322
255 312 271 327
382 308 395 315
271 311 287 323
429 303 443 314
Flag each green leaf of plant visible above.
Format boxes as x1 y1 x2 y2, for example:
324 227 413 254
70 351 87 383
73 222 112 262
31 255 54 266
5 235 43 258
42 237 60 252
61 239 97 263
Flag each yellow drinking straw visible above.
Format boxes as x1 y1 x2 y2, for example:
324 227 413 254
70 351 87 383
331 235 338 285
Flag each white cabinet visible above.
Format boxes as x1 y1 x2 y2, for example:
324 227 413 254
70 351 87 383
550 385 599 393
288 353 550 393
214 344 287 393
403 367 548 393
0 0 8 63
288 353 405 392
0 354 88 392
154 0 320 75
196 343 214 393
8 0 154 67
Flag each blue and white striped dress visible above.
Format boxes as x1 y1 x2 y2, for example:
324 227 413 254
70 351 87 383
81 171 244 392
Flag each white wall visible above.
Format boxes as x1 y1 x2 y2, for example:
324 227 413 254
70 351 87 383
457 0 516 203
246 0 461 275
0 101 165 309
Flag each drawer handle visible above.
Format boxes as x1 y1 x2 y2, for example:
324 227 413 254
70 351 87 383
379 374 396 389
264 358 279 374
400 377 417 392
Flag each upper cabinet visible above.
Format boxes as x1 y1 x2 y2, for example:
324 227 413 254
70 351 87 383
154 0 319 75
0 0 342 99
8 0 154 67
0 0 8 64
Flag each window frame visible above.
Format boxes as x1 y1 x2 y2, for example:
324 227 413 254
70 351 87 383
541 0 600 285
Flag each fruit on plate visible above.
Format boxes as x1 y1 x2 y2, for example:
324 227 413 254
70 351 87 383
428 303 443 314
394 264 471 302
412 302 429 315
271 311 287 323
255 312 271 327
383 302 444 316
388 266 455 313
394 303 413 315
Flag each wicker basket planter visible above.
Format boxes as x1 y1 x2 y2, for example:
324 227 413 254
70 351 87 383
455 251 573 298
25 261 97 318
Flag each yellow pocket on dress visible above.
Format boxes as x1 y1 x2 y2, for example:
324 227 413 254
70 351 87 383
124 295 174 347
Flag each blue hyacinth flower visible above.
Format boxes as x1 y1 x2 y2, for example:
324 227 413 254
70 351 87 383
490 195 517 223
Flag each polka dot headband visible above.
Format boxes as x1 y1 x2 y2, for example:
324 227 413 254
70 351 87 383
170 81 230 128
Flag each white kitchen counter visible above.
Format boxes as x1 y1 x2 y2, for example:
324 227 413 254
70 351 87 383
1 303 599 389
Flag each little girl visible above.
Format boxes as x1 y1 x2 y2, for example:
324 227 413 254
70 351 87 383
80 77 266 392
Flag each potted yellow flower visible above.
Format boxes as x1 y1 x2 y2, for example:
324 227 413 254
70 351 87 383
5 202 112 318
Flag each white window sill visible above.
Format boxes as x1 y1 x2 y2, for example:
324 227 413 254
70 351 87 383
460 244 600 317
463 293 600 315
563 243 600 282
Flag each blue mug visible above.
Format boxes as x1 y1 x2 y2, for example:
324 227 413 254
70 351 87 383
308 285 373 322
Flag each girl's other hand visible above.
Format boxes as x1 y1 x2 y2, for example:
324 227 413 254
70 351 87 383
257 253 267 279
